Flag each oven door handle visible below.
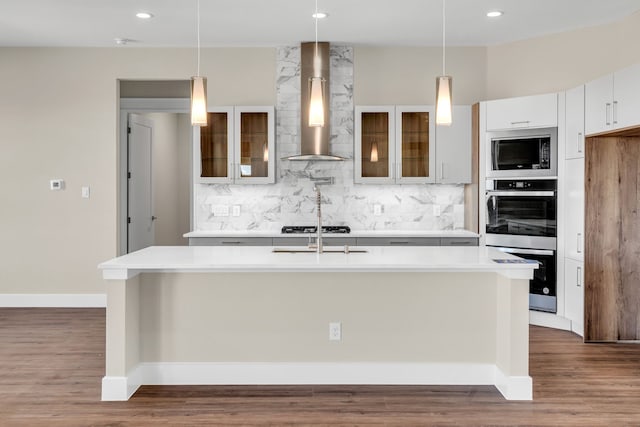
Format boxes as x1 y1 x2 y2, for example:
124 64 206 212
493 246 554 256
485 190 555 197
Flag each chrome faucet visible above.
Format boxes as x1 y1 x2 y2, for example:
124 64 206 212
310 176 334 254
314 184 323 253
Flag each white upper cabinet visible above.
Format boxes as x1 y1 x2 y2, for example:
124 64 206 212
355 105 470 184
564 158 584 262
193 106 275 184
486 93 558 131
585 62 640 135
436 105 472 184
565 85 585 159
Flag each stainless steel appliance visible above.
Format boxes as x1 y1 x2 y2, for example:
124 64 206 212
485 178 557 313
487 128 557 178
281 226 351 234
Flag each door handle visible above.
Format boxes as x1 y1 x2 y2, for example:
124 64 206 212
151 216 158 221
577 266 582 287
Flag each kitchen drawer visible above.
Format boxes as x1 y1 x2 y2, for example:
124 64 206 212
188 237 273 246
273 237 357 246
356 237 441 246
440 237 479 246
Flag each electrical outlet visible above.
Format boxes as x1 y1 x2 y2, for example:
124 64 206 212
81 186 90 199
232 205 241 217
329 322 342 341
49 179 64 191
211 205 230 217
433 205 441 217
373 204 382 216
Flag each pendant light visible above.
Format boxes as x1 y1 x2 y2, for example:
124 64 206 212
435 0 452 126
370 140 379 162
308 0 325 127
191 0 207 126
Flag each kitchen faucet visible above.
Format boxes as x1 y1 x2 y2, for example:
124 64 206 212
310 176 334 254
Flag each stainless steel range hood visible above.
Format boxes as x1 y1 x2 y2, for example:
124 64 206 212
284 42 345 161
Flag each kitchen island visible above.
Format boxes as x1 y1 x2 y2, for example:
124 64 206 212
98 245 536 401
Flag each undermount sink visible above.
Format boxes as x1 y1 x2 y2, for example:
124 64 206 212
272 246 368 254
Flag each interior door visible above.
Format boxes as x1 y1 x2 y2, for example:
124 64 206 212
128 113 154 252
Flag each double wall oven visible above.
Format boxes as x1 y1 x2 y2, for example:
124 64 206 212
486 128 558 313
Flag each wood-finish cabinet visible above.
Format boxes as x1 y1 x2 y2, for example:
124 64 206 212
194 106 275 184
585 63 640 135
565 86 585 159
485 93 558 131
355 105 470 184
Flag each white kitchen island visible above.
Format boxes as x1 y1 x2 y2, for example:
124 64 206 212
98 245 536 401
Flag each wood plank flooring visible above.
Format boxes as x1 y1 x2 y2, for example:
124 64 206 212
1 308 640 426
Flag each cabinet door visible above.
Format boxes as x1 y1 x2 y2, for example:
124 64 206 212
355 106 396 184
565 158 584 261
486 93 558 131
395 106 435 183
584 73 613 135
194 108 234 184
565 86 585 160
613 62 640 131
435 105 471 183
564 258 584 337
233 106 275 184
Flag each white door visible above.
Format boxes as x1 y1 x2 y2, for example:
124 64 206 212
128 114 154 252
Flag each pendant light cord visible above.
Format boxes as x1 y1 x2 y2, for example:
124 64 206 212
314 0 319 59
197 0 201 76
442 0 446 75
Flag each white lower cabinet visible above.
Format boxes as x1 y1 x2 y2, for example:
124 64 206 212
564 258 584 337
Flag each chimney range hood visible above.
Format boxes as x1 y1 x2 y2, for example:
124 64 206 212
284 42 345 161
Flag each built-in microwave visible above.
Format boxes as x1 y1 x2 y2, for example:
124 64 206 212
487 128 557 178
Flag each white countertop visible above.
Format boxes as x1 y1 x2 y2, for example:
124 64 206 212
99 245 535 280
184 230 479 238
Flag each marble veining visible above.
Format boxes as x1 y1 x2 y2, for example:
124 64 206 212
194 45 465 232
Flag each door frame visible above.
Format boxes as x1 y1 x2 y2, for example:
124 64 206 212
118 98 191 255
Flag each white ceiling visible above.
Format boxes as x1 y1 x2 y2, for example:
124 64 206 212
1 0 639 47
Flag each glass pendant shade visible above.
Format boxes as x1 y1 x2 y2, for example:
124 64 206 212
263 143 269 162
370 141 379 162
308 77 325 127
191 76 208 126
435 76 452 126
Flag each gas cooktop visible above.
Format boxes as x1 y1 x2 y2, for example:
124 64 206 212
281 226 351 234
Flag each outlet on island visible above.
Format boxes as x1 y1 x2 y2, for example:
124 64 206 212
329 322 342 341
373 204 382 216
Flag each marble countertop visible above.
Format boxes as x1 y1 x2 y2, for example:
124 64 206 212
184 230 480 238
99 245 535 280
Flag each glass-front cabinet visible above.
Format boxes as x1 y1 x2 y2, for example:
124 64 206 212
355 105 435 184
194 106 275 184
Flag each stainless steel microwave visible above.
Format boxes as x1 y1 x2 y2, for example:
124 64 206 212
486 128 557 178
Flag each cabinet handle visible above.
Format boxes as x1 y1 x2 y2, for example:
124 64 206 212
606 103 611 126
440 162 445 180
577 132 583 153
222 241 242 245
577 266 582 287
510 120 530 126
389 241 410 245
577 233 582 254
613 100 618 125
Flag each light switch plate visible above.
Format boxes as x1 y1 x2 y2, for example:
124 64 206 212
232 205 241 217
81 186 90 199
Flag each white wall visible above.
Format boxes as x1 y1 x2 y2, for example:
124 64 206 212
1 11 639 297
486 10 640 99
0 47 275 295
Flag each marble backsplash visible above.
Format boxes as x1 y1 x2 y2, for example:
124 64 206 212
194 45 465 232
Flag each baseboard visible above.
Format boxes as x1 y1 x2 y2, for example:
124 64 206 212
102 362 501 401
494 367 533 400
529 310 571 331
0 293 106 308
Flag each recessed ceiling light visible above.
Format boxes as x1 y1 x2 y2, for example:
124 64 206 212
136 12 154 19
312 12 328 19
486 10 503 18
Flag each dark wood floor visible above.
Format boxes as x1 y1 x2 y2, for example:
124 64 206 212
1 309 639 426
